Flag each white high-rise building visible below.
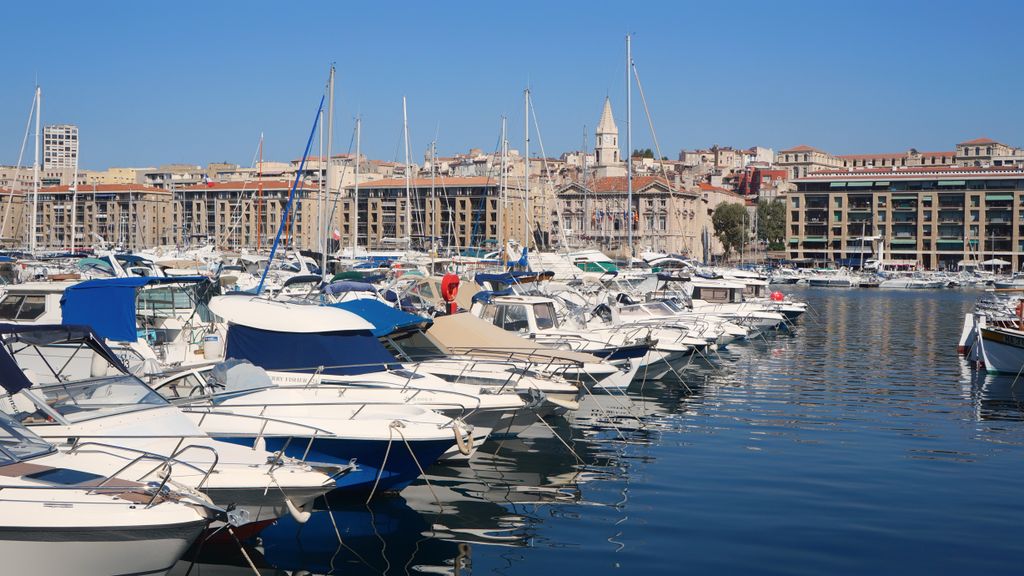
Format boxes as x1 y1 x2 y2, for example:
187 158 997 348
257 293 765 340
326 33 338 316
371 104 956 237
594 98 625 178
43 124 78 169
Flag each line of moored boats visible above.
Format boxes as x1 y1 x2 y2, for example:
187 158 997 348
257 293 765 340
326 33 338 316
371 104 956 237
0 244 808 575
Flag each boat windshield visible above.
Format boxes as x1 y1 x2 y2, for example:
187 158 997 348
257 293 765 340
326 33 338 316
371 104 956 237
27 375 168 424
0 412 53 464
533 303 559 330
639 302 675 316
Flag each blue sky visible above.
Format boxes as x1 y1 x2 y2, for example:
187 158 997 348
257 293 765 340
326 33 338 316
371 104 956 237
2 0 1021 169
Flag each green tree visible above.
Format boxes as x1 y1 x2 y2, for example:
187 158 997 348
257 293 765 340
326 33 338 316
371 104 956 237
711 202 749 259
631 148 654 159
756 199 786 250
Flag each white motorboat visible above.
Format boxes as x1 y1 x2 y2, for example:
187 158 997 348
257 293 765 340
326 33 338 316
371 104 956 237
0 411 216 576
0 323 337 524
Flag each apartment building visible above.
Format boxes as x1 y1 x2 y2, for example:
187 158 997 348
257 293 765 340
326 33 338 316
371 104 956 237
785 166 1024 271
343 176 529 250
42 124 78 169
174 180 324 250
30 184 173 250
0 190 25 246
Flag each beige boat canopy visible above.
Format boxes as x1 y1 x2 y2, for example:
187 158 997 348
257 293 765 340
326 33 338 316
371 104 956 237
427 313 601 366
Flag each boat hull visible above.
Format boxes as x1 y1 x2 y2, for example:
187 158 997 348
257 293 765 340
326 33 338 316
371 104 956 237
216 435 453 495
0 520 206 576
979 327 1024 374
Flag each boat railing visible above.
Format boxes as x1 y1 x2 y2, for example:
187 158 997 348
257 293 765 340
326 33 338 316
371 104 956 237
315 380 485 415
186 406 337 437
68 440 219 491
206 394 475 424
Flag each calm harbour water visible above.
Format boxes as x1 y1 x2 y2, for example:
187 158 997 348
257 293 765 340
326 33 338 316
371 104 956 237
176 287 1024 575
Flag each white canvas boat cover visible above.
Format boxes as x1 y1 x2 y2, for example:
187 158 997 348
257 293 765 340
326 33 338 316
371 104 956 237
209 296 374 333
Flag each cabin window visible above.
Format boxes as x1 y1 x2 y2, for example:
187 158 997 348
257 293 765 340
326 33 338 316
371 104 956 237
533 303 558 330
477 304 497 323
697 287 730 302
415 283 436 300
0 294 46 321
492 304 530 333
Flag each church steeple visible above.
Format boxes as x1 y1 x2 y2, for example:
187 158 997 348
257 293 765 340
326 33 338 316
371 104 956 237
595 97 625 177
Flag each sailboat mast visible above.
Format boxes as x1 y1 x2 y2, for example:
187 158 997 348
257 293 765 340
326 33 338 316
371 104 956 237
257 134 263 251
524 87 530 249
69 131 79 252
353 116 361 255
582 125 587 249
31 85 40 253
625 34 634 260
500 116 508 249
323 65 334 274
317 108 324 254
403 96 412 242
430 140 436 242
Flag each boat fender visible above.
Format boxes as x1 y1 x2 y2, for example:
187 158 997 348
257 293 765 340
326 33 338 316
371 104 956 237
285 497 312 524
453 421 473 456
1016 301 1024 329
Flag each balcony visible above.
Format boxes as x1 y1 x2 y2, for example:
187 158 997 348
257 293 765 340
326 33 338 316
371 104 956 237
986 240 1013 251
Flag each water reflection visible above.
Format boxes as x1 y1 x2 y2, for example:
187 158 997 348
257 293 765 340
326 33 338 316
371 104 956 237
962 363 1024 422
172 384 690 575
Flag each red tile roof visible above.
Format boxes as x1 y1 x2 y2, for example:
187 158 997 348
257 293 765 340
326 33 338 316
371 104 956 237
180 180 316 191
41 184 168 194
838 151 954 160
698 182 742 197
347 176 504 189
780 144 822 153
590 176 675 193
798 165 1024 181
959 137 998 145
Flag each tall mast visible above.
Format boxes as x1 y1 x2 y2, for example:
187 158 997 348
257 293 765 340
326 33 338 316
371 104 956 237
524 87 530 249
583 124 588 248
353 116 361 255
317 108 324 254
625 34 634 260
31 85 40 253
500 116 508 255
403 96 412 242
430 140 436 242
257 133 263 251
69 130 79 252
323 65 334 274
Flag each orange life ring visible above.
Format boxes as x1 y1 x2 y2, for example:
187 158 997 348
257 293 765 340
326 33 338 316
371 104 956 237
441 273 460 302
